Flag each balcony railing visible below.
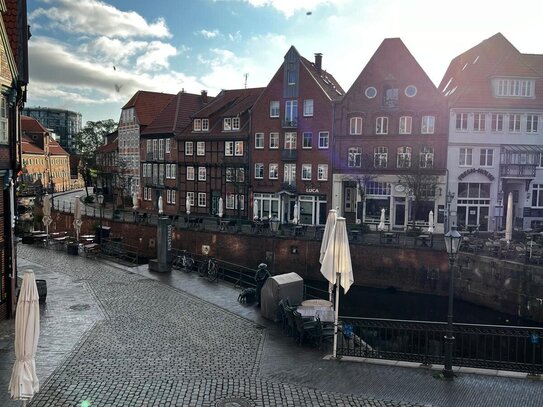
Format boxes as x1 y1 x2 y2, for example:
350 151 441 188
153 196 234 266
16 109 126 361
282 119 298 128
499 164 536 178
281 149 297 161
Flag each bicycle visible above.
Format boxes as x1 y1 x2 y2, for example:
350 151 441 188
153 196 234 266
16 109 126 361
172 250 195 272
198 256 219 282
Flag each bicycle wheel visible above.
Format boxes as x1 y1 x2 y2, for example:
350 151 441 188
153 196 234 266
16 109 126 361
172 256 181 270
207 262 218 282
182 257 194 273
198 261 208 277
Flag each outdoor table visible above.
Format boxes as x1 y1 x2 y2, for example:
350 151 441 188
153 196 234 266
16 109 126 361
381 231 398 244
416 234 432 247
298 299 334 322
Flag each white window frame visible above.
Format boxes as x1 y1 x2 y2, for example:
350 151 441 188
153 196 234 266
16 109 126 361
455 113 468 131
255 133 264 149
224 118 232 131
270 101 280 118
302 164 312 181
198 166 206 181
480 148 493 167
374 147 388 168
376 117 388 134
399 116 412 134
492 113 504 132
302 132 312 149
193 119 201 131
269 132 279 149
197 141 205 156
235 141 244 156
509 114 521 132
317 164 328 181
421 116 435 134
187 166 195 180
225 141 234 156
459 148 473 166
165 138 171 153
226 167 234 183
269 163 278 179
284 164 296 184
318 132 329 149
284 132 296 150
285 100 298 124
158 139 164 160
185 141 193 156
202 119 209 131
226 193 235 209
527 114 539 133
303 99 314 117
348 147 361 168
232 117 240 130
473 113 486 132
419 147 434 169
198 193 206 207
397 146 412 169
255 163 264 179
350 117 363 135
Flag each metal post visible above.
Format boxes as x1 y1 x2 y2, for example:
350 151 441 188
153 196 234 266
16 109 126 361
443 256 455 379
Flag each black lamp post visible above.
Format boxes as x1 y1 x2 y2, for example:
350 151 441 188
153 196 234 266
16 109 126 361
445 191 455 232
497 190 504 231
270 216 280 274
443 225 462 379
97 193 104 244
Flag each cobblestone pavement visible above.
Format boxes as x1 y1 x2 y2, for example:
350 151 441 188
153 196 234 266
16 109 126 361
1 244 542 406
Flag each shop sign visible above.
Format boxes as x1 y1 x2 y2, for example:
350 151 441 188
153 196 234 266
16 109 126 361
305 188 319 193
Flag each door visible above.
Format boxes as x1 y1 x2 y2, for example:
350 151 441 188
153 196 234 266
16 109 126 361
394 197 405 227
211 191 220 216
344 187 356 214
467 206 478 226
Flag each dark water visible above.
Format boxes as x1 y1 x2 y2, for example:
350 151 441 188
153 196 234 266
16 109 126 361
306 281 542 327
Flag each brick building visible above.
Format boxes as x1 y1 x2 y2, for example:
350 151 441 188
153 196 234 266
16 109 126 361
96 130 118 200
250 47 343 225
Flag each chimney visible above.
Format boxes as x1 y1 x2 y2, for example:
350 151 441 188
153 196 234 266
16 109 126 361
314 53 322 73
201 90 208 103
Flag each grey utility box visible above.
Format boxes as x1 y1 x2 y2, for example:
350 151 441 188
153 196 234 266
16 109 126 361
260 272 303 322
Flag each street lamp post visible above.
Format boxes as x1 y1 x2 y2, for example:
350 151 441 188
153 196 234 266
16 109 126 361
443 225 462 379
445 191 455 233
97 193 104 244
497 190 504 231
270 216 280 274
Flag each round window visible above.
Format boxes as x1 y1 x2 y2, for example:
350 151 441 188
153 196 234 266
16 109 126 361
365 86 377 99
405 85 417 97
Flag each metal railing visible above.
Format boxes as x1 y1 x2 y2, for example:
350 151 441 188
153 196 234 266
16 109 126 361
337 317 543 375
99 237 141 266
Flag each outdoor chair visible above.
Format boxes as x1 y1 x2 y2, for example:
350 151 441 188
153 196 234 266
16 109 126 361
284 305 297 337
293 310 318 345
314 317 335 350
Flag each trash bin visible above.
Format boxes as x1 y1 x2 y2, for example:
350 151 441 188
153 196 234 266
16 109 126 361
260 272 303 322
36 279 47 303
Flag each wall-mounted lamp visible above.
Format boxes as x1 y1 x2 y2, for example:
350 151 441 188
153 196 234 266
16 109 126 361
290 246 298 255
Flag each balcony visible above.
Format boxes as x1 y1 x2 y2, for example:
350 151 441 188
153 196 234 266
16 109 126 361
499 163 536 178
281 149 297 161
282 119 298 128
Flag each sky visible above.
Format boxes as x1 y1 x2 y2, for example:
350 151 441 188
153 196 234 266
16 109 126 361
27 0 543 125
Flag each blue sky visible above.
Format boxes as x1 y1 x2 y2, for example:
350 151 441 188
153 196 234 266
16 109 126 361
27 0 543 125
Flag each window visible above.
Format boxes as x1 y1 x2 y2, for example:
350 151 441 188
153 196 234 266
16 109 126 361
198 193 206 207
202 119 209 131
459 148 473 166
419 115 434 134
405 85 417 97
494 78 534 97
533 184 543 207
269 163 278 179
225 141 233 156
235 141 244 156
374 147 388 168
197 141 205 156
473 113 486 132
302 132 312 149
226 167 234 182
350 117 363 135
318 164 328 181
284 132 296 150
383 87 399 108
318 132 329 149
365 87 377 99
232 117 240 130
284 164 296 184
165 138 171 153
255 163 264 179
285 100 298 124
303 99 314 117
193 119 201 131
270 101 280 118
152 139 158 159
269 132 279 149
167 189 176 204
146 139 152 154
186 166 194 180
287 70 296 85
399 116 412 134
348 147 361 168
185 141 193 155
198 166 206 181
224 118 232 131
492 113 504 131
226 193 235 209
376 117 388 134
397 147 412 168
302 164 312 180
527 115 539 133
538 153 543 168
158 139 165 160
480 149 493 167
455 113 468 131
255 133 264 149
236 168 245 182
419 146 434 168
509 114 521 132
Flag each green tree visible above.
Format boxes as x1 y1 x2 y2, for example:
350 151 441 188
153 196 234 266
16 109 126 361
75 119 117 196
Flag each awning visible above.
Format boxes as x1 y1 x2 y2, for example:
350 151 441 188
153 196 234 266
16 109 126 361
501 144 543 153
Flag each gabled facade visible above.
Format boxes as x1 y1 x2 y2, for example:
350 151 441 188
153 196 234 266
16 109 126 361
251 47 343 225
139 90 209 215
441 33 543 231
118 90 175 199
96 130 118 200
178 88 263 218
333 38 448 232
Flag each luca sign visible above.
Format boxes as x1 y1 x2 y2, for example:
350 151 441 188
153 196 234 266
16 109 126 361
458 168 495 181
305 188 319 193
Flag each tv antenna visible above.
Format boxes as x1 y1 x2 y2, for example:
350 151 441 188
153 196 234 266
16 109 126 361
244 73 249 89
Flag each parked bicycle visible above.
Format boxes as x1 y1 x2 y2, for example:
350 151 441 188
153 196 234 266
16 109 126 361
198 256 219 282
172 250 195 272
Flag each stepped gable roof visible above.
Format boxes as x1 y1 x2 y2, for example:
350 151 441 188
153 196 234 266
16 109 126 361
96 137 118 154
439 33 542 108
345 37 440 100
299 55 344 101
122 90 175 126
21 115 48 134
141 91 210 136
21 134 43 154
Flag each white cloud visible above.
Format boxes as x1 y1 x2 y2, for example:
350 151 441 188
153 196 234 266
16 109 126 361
30 0 171 38
197 29 220 39
135 41 178 71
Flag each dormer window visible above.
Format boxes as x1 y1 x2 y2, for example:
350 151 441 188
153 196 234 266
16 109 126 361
493 78 534 98
224 118 231 131
232 117 240 130
202 119 209 131
194 119 201 131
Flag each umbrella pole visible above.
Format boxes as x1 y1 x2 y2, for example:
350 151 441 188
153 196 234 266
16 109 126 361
333 273 340 359
328 282 333 303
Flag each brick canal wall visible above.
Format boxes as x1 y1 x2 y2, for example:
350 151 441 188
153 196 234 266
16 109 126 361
50 211 543 322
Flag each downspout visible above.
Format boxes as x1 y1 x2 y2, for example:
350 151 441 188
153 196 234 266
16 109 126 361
331 101 336 216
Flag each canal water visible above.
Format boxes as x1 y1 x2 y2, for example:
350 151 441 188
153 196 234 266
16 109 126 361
306 281 542 327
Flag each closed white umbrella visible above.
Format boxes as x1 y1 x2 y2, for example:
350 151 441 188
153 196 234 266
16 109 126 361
186 195 191 215
158 196 164 215
320 217 353 358
292 203 298 224
42 194 52 243
428 210 435 234
9 270 40 403
218 197 224 218
132 193 139 211
253 199 259 220
73 196 82 242
319 209 337 302
377 208 386 231
505 192 513 243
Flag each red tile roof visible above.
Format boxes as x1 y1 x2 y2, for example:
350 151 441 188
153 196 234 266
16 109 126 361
439 33 543 108
21 134 43 154
300 55 345 101
3 0 18 65
194 87 264 118
96 137 118 153
21 115 48 134
47 138 69 156
141 91 211 136
122 90 176 126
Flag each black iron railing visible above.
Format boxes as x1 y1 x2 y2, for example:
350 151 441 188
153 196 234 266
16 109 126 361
100 237 141 265
337 317 543 375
